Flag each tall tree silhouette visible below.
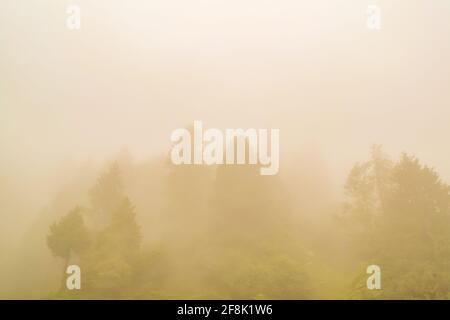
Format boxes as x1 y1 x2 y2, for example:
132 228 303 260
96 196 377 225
344 149 450 299
47 207 89 290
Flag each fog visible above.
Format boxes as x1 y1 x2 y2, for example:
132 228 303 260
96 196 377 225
1 0 450 299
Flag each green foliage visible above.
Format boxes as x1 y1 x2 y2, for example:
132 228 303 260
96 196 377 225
97 198 141 259
343 147 450 299
43 146 450 299
48 165 143 298
47 207 90 261
88 163 124 228
82 198 142 297
205 249 311 299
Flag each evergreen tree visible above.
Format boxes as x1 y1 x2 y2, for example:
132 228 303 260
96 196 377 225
344 149 450 299
88 163 124 229
47 207 90 290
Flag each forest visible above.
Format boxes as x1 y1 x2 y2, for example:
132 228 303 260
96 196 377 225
1 1 449 300
2 144 449 300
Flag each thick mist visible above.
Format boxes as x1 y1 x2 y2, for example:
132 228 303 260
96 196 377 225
1 0 450 299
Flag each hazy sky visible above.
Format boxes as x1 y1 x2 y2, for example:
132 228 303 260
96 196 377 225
1 0 450 185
